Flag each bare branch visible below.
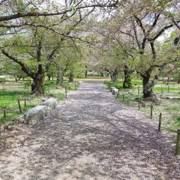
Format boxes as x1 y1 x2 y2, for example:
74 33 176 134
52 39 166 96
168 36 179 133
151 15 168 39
146 13 161 36
149 21 180 41
134 15 146 35
132 20 140 49
1 49 35 78
0 2 118 22
150 41 156 60
172 19 180 30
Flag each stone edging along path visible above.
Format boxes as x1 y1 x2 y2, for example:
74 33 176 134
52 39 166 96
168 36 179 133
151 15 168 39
3 97 58 130
0 81 180 180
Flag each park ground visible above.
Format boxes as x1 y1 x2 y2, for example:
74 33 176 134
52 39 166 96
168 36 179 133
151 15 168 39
0 81 180 180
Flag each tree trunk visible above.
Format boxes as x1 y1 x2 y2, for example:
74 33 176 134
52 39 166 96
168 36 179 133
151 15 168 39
56 71 64 86
123 66 132 88
47 74 51 81
69 72 74 82
100 72 104 77
14 75 18 82
142 71 153 98
142 64 165 99
84 70 88 78
84 65 88 78
31 73 45 95
110 69 118 83
167 77 170 85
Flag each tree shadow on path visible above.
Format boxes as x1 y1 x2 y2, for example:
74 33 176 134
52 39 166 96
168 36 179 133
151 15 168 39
0 81 180 180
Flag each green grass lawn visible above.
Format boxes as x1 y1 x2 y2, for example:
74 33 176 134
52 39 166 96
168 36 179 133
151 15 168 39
0 80 78 124
0 91 29 109
166 117 180 132
0 90 41 124
153 86 178 92
174 117 180 128
104 80 180 133
105 80 180 93
165 106 179 111
131 81 142 86
104 81 123 89
116 94 139 106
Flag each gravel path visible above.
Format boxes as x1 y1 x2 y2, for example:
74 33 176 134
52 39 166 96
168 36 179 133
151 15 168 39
0 81 180 180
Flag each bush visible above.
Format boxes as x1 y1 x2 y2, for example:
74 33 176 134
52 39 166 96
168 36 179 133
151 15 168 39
0 78 6 84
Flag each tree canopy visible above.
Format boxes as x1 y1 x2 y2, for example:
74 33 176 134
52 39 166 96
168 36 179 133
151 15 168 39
0 0 179 97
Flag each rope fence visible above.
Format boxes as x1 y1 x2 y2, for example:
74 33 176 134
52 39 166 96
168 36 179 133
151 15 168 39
0 98 36 123
141 103 180 156
0 81 79 122
114 86 180 156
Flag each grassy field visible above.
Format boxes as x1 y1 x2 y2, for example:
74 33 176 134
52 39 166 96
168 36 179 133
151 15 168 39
0 80 78 124
105 80 180 133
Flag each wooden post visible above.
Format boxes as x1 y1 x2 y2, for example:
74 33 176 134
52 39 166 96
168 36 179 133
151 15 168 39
138 99 140 110
122 94 124 103
117 89 119 98
168 85 170 93
175 129 180 156
24 99 26 107
150 105 153 119
65 86 68 98
4 107 6 123
158 113 162 131
18 99 22 113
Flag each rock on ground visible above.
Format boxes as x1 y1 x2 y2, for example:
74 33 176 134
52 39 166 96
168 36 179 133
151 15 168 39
0 81 180 180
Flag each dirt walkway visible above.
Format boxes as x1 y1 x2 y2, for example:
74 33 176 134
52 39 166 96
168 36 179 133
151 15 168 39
0 82 180 180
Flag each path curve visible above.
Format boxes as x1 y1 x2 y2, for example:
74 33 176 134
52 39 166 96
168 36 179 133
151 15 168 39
0 81 180 180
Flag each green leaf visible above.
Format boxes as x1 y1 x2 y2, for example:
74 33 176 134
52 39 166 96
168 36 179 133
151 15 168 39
168 12 175 18
30 7 39 12
71 6 76 11
170 31 177 38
